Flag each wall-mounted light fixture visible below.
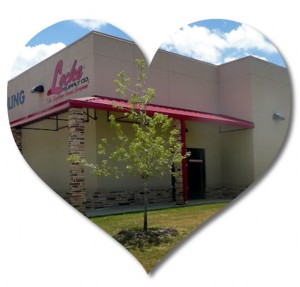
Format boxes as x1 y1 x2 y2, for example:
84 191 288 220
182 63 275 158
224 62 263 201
273 112 285 121
31 85 44 94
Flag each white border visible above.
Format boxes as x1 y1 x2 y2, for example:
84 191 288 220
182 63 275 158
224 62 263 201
1 1 299 286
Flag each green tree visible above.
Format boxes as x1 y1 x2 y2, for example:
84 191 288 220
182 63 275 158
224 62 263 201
68 59 188 231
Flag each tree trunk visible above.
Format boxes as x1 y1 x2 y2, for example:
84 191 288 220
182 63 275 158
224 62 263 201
143 178 149 232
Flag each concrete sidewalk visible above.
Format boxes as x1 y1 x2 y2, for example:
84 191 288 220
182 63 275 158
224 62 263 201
86 199 229 217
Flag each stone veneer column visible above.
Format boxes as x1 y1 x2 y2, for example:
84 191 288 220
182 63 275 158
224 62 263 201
173 120 186 205
68 107 86 215
11 127 22 154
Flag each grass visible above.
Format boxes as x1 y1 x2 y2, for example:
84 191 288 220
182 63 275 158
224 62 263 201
91 202 228 272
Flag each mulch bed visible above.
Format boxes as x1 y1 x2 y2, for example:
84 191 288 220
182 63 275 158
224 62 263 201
114 227 178 248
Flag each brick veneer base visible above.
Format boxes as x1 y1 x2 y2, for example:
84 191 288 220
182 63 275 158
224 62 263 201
11 127 22 154
86 187 173 209
173 120 185 204
67 107 87 214
206 184 248 199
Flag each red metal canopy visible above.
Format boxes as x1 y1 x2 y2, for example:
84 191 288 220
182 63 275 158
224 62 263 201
69 96 254 129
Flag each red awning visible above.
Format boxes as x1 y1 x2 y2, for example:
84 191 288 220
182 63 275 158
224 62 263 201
69 96 254 129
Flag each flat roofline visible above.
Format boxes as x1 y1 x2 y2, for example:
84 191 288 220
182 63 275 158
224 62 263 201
8 30 286 82
218 54 287 70
8 30 217 81
156 48 218 68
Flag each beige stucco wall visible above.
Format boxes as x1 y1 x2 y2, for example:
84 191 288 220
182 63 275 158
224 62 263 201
21 110 254 201
90 34 220 114
186 120 254 189
91 33 145 99
186 121 222 187
93 110 172 191
220 129 254 186
218 57 253 121
21 108 173 201
21 114 69 197
218 57 291 183
250 59 292 179
149 51 219 113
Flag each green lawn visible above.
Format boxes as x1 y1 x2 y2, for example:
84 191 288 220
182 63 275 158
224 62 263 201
91 202 228 272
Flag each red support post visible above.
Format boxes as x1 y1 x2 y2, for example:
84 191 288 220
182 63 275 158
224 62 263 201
180 120 188 203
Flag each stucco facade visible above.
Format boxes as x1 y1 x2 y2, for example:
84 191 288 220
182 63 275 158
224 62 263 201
8 31 291 213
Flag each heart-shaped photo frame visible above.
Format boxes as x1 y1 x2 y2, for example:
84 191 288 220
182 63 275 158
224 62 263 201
7 19 292 273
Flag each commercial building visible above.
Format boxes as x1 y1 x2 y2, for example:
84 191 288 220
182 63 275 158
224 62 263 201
8 31 291 213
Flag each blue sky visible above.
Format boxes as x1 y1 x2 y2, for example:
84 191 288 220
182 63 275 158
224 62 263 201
11 19 285 78
160 19 285 67
27 19 132 46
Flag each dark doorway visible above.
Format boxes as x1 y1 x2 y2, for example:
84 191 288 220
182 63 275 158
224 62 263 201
187 148 206 199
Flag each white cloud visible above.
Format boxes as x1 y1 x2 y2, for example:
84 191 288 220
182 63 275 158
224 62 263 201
223 52 268 64
72 19 107 30
10 42 66 78
245 52 268 62
224 24 277 53
161 23 278 65
223 55 239 63
161 25 226 64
